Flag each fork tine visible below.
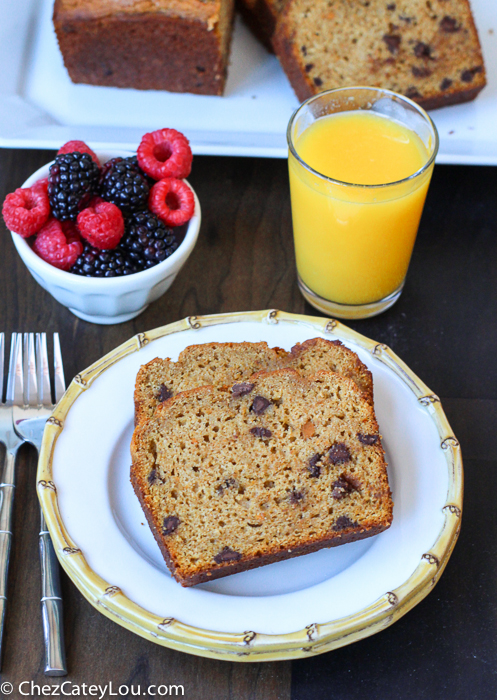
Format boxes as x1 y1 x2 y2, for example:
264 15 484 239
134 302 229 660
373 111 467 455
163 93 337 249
7 335 21 406
25 333 38 407
0 334 4 403
53 333 66 402
37 333 52 407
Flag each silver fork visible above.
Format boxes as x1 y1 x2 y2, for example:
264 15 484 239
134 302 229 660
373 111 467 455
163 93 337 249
0 334 24 671
13 333 67 676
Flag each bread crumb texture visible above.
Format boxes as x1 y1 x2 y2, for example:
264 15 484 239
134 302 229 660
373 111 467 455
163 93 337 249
273 0 486 108
131 368 392 586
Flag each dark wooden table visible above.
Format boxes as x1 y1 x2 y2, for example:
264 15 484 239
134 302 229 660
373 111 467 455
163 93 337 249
0 148 496 700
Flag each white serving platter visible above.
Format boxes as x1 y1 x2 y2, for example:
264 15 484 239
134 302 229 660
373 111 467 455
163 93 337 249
38 311 463 660
2 0 494 161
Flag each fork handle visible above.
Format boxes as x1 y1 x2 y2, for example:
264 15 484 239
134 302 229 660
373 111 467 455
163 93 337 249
0 449 16 670
40 509 67 676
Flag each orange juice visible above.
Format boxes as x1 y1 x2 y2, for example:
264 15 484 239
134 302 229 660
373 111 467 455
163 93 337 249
289 110 434 306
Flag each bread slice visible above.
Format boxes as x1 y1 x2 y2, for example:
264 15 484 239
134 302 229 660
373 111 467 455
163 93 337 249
134 337 373 425
273 0 486 109
131 368 392 586
53 0 235 95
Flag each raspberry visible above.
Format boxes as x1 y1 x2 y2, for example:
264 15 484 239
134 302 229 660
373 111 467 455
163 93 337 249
58 140 100 166
99 156 150 214
2 183 50 238
149 178 195 227
48 152 100 221
76 198 124 250
137 129 192 180
33 218 83 270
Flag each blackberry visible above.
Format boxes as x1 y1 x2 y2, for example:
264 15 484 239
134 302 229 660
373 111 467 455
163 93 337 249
99 156 150 215
70 242 142 278
120 211 179 269
48 152 100 221
70 210 180 278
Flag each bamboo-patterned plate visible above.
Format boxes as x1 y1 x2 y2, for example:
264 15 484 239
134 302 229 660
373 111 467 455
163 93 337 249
37 310 462 661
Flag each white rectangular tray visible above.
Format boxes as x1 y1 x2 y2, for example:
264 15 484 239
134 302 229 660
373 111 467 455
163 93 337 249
0 0 496 162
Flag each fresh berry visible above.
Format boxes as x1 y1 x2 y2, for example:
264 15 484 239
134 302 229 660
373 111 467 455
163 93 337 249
33 218 83 270
2 182 50 238
137 128 192 180
48 152 100 221
149 178 195 227
57 140 100 166
99 156 150 215
119 210 179 268
71 242 141 278
77 198 124 250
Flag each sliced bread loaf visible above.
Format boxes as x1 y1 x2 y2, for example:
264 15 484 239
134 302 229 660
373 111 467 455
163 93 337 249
272 0 486 109
131 368 392 586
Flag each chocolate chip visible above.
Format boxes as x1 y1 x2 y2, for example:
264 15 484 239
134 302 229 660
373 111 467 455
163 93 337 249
148 469 158 485
289 489 304 504
251 395 271 415
412 66 432 77
301 45 307 55
313 77 323 87
331 476 356 500
382 34 401 54
358 433 379 445
250 427 272 439
232 382 254 398
399 15 413 22
308 453 322 478
328 443 351 465
214 547 242 564
333 515 358 531
196 66 206 72
414 42 433 59
405 87 422 98
440 16 460 32
157 384 172 402
217 477 236 495
440 77 453 90
162 515 180 535
386 3 396 9
305 63 314 72
461 66 483 82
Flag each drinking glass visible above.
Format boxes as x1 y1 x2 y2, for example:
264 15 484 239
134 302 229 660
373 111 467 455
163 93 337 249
287 87 439 319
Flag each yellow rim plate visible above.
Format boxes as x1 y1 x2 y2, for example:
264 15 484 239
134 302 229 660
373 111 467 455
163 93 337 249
37 310 462 661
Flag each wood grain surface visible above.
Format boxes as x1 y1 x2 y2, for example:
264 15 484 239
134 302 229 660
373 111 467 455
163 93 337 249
0 148 496 700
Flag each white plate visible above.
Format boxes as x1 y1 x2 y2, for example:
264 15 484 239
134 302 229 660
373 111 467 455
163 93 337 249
42 312 461 652
0 0 496 162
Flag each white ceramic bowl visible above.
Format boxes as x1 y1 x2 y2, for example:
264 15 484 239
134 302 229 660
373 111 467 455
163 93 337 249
10 151 201 324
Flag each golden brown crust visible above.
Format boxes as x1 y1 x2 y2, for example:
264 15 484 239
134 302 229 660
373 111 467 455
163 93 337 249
131 369 392 586
53 0 235 95
272 0 486 110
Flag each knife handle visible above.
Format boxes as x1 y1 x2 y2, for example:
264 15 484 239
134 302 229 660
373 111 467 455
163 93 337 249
39 509 67 676
0 449 16 670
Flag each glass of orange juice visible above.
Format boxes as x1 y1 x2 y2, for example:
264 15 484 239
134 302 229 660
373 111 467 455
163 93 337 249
288 87 439 319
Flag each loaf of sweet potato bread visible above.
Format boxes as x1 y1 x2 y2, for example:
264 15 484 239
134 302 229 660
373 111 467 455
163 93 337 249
272 0 486 109
134 337 373 425
53 0 235 95
131 368 392 586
